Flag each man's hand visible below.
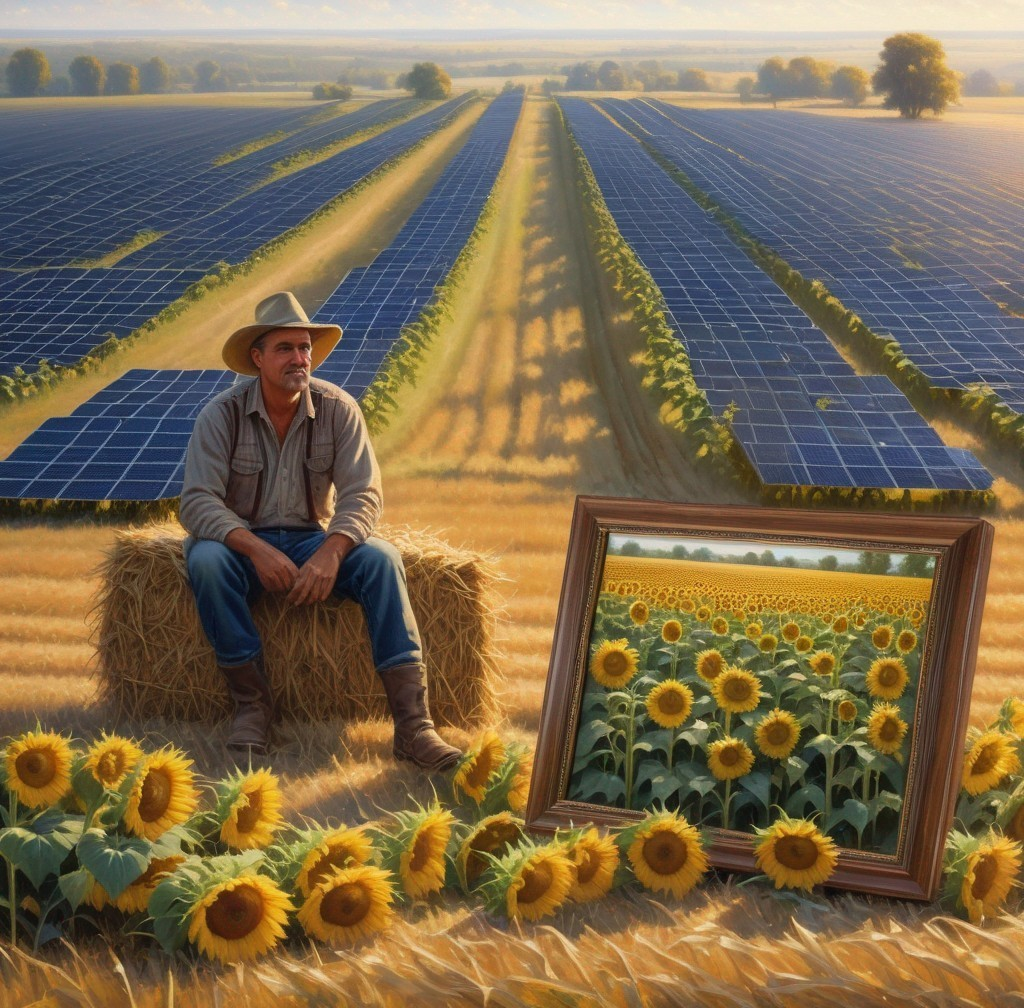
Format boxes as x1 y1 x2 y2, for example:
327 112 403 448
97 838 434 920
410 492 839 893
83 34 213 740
287 534 354 606
225 529 299 593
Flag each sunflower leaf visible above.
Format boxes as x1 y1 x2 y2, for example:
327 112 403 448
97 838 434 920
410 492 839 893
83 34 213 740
0 814 82 889
785 785 826 818
59 866 94 910
76 828 151 901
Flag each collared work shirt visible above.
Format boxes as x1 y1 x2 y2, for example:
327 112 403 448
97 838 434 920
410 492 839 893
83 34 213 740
179 376 382 545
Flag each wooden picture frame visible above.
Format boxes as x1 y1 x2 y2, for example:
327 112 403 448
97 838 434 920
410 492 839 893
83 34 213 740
527 496 994 900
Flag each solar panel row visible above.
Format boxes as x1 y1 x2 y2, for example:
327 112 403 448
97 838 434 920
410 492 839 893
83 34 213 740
0 92 524 503
560 97 990 492
618 99 1024 413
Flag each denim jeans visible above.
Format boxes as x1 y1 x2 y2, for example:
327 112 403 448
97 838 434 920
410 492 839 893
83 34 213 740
184 529 422 670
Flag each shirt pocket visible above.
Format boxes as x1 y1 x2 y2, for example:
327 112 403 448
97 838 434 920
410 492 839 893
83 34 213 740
225 453 264 520
304 446 334 519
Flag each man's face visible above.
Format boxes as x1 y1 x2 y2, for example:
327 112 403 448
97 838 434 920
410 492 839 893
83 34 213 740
251 328 313 396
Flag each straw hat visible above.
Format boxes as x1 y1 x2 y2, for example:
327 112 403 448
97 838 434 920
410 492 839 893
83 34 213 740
222 291 342 376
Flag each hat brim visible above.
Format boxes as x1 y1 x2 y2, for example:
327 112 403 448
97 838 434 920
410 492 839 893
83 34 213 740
222 321 343 376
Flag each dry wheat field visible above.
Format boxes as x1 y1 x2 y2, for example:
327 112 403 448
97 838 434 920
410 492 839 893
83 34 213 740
2 94 1024 1006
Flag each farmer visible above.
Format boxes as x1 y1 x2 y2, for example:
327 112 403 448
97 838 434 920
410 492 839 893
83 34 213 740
179 291 461 771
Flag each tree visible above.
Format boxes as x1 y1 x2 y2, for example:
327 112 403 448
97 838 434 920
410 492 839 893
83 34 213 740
759 550 778 567
678 68 710 91
897 553 934 578
757 57 788 106
194 60 227 93
69 55 105 96
565 62 599 90
618 541 642 557
963 68 1001 97
139 56 171 94
736 76 755 103
787 57 833 98
311 82 352 100
856 551 892 575
403 62 451 100
5 48 51 97
818 555 840 571
872 33 959 118
831 65 870 106
596 60 628 90
105 62 139 96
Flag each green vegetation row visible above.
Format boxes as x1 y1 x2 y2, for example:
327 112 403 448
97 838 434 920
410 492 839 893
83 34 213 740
556 101 754 491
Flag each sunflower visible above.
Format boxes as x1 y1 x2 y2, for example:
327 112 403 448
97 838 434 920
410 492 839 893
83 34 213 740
832 616 849 634
794 635 813 653
1006 698 1024 737
298 864 394 944
867 703 909 757
808 651 836 678
457 812 525 889
712 668 762 714
754 816 838 891
755 709 801 760
695 649 726 682
564 828 619 902
628 600 650 626
711 616 729 635
896 629 918 654
507 751 533 814
84 733 142 790
680 597 696 614
961 835 1023 923
872 625 894 650
123 747 198 841
589 639 639 690
218 769 285 851
707 737 755 781
646 681 694 729
5 729 74 808
626 812 707 899
503 844 574 921
399 807 455 899
661 619 683 644
188 874 291 963
866 657 909 701
115 855 186 914
296 826 374 896
758 633 778 654
837 699 858 722
453 729 507 803
781 621 800 642
962 732 1017 796
745 622 762 640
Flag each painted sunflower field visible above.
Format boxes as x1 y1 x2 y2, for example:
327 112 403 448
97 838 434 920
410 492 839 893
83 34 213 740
570 552 934 854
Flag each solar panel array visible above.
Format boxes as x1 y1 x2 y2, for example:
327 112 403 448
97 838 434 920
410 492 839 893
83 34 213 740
0 92 523 503
560 97 990 492
316 90 524 394
0 98 413 269
0 96 473 378
614 99 1024 412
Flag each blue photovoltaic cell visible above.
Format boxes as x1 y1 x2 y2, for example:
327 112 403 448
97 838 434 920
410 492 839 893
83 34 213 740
0 93 524 502
560 97 990 492
610 99 1024 413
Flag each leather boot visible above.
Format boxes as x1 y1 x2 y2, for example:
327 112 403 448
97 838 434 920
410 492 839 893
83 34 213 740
220 655 275 756
379 663 462 772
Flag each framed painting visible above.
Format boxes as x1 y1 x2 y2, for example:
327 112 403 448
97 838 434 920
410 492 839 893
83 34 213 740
526 496 994 900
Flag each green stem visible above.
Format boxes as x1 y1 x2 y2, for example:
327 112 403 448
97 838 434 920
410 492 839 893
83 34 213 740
624 695 638 810
668 725 677 772
723 777 733 829
8 791 17 946
824 697 836 824
670 644 679 679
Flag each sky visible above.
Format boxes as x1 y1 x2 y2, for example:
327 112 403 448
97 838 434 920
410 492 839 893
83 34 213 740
2 0 1023 32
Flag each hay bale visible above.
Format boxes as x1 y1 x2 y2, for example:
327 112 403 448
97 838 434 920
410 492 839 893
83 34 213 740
92 523 502 729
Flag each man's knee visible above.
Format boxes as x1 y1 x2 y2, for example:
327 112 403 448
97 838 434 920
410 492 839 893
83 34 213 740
348 537 405 582
186 539 242 586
